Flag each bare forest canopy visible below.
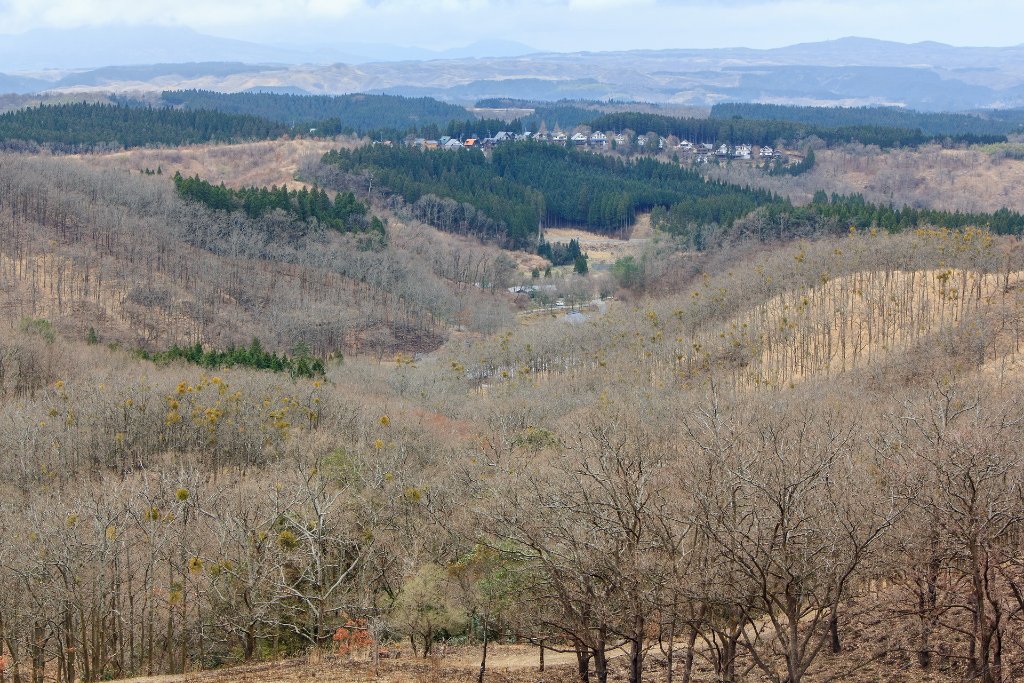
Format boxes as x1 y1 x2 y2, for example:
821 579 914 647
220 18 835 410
0 153 517 356
9 89 1024 683
0 102 290 152
711 102 1024 137
316 143 781 248
161 89 473 137
3 228 1024 683
588 111 1008 149
171 172 383 236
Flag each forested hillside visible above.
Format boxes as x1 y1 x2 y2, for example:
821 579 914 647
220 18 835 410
317 142 781 247
588 111 1005 147
655 188 1024 250
0 102 289 151
711 102 1024 137
703 142 1024 216
162 90 471 136
0 153 516 355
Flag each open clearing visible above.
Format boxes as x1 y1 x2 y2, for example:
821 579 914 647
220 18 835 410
544 213 653 266
80 137 361 190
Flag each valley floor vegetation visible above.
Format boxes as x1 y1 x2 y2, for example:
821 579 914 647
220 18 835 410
2 224 1024 683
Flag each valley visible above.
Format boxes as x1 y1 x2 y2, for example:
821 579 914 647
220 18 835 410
2 42 1024 683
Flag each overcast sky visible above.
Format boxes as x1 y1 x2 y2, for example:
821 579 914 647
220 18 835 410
1 0 1022 52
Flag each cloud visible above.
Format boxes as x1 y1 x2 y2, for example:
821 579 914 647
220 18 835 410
0 0 364 31
1 0 1023 51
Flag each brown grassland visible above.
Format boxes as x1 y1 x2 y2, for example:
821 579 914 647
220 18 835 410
706 143 1024 213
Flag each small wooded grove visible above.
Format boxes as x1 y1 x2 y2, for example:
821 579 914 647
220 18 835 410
710 102 1024 138
171 172 379 235
161 90 472 137
2 229 1024 683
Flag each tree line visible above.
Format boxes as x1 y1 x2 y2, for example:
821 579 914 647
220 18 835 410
588 111 1006 149
655 186 1024 250
711 102 1024 137
0 102 290 152
162 90 471 137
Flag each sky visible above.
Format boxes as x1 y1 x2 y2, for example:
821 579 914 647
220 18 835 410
1 0 1023 52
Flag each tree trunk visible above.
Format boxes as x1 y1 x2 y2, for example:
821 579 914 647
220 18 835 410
477 616 488 683
628 636 643 683
64 609 75 683
31 624 44 683
681 621 699 683
244 626 256 661
664 618 675 683
829 605 841 654
574 641 591 683
539 639 545 672
917 552 940 670
593 636 609 683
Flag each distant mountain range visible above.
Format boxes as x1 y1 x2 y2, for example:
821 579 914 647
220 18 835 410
0 26 539 71
4 33 1024 111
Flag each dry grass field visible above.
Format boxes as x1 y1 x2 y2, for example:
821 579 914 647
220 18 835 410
706 143 1024 214
544 213 653 267
79 137 363 190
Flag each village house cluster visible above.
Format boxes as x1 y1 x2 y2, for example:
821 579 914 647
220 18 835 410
404 129 781 162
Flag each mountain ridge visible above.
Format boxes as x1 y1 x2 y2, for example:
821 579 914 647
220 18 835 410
6 36 1024 110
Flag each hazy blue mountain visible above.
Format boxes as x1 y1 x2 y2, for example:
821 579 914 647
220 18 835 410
0 26 538 71
0 26 307 70
0 73 51 94
54 63 273 88
270 39 538 64
6 35 1024 111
